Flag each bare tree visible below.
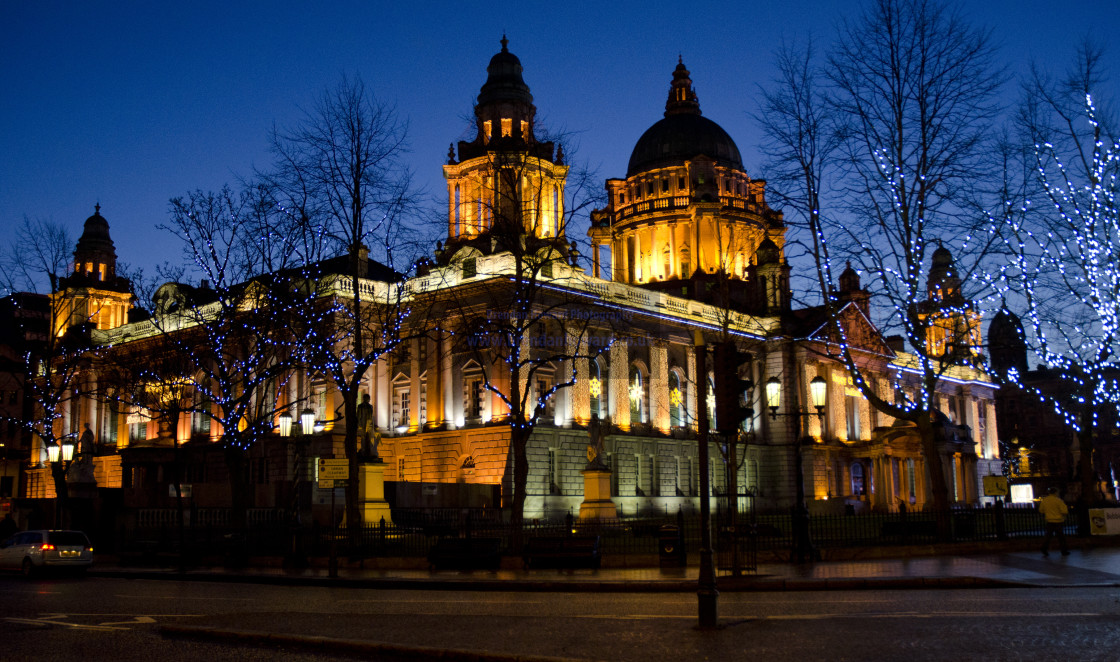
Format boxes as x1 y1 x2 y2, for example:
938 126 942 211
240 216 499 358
100 186 307 532
757 0 1005 515
0 217 97 514
262 75 419 530
1001 42 1120 507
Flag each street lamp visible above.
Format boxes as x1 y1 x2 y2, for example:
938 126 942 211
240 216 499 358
766 375 827 418
277 411 293 438
300 407 316 434
764 374 827 563
47 437 75 465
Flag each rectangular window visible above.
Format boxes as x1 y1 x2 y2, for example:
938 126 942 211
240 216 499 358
500 118 512 137
397 457 406 481
548 448 560 495
467 379 482 419
193 405 211 436
845 396 861 440
103 400 119 446
462 258 477 279
398 391 410 428
129 422 146 443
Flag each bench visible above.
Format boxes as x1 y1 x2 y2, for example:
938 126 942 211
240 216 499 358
523 535 601 569
427 537 502 571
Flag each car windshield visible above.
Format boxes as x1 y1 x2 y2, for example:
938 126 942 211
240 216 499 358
48 532 89 546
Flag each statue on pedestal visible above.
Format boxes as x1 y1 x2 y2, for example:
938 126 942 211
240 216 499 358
585 414 608 470
356 393 378 460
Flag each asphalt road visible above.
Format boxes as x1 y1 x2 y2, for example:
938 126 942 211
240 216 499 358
2 574 1120 661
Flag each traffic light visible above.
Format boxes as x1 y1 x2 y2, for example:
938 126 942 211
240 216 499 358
713 342 753 434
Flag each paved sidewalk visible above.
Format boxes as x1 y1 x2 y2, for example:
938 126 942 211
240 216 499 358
90 545 1120 591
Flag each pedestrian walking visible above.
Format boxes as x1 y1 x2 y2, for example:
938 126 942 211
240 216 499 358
1039 487 1070 556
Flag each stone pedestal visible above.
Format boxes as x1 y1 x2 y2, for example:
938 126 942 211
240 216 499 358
359 461 393 525
579 467 617 519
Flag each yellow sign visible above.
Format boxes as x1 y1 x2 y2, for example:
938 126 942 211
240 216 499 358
1089 508 1120 535
318 458 349 480
982 475 1009 497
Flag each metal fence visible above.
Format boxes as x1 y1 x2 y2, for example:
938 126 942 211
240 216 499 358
112 504 1068 569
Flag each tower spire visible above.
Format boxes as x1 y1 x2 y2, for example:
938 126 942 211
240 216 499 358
665 58 701 117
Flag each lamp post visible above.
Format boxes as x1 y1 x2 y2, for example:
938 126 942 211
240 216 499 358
694 330 718 628
279 408 312 568
765 375 826 563
46 435 76 527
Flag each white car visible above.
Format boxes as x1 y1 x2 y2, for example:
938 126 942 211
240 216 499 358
0 530 93 576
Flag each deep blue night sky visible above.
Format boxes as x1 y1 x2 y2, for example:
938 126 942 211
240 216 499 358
3 1 1118 279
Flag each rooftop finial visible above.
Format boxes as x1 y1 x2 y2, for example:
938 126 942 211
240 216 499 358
94 202 100 215
500 34 508 52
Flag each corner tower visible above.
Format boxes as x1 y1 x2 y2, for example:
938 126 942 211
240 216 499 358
52 204 132 336
440 37 569 261
588 59 786 313
912 244 981 362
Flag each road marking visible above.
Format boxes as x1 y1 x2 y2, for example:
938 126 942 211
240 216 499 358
116 594 257 601
100 616 157 626
339 599 546 604
566 611 1107 621
4 617 128 631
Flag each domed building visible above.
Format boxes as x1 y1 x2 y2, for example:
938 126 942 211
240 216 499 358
48 43 1003 530
589 59 788 315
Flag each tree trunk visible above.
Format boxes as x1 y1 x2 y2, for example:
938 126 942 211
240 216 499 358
916 415 952 539
343 389 361 543
509 425 531 553
223 444 250 566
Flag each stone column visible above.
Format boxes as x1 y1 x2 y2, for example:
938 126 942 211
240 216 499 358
409 338 422 431
610 341 630 430
685 345 697 431
569 329 590 425
424 336 441 429
375 357 389 430
441 332 454 428
651 342 670 433
985 401 998 459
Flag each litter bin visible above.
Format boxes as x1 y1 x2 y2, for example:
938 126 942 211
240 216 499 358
659 524 686 568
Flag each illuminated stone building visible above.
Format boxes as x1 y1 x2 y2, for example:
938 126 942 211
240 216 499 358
37 41 1001 521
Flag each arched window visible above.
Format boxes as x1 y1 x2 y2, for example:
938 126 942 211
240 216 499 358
706 374 716 425
589 359 605 419
627 365 645 421
668 370 683 428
